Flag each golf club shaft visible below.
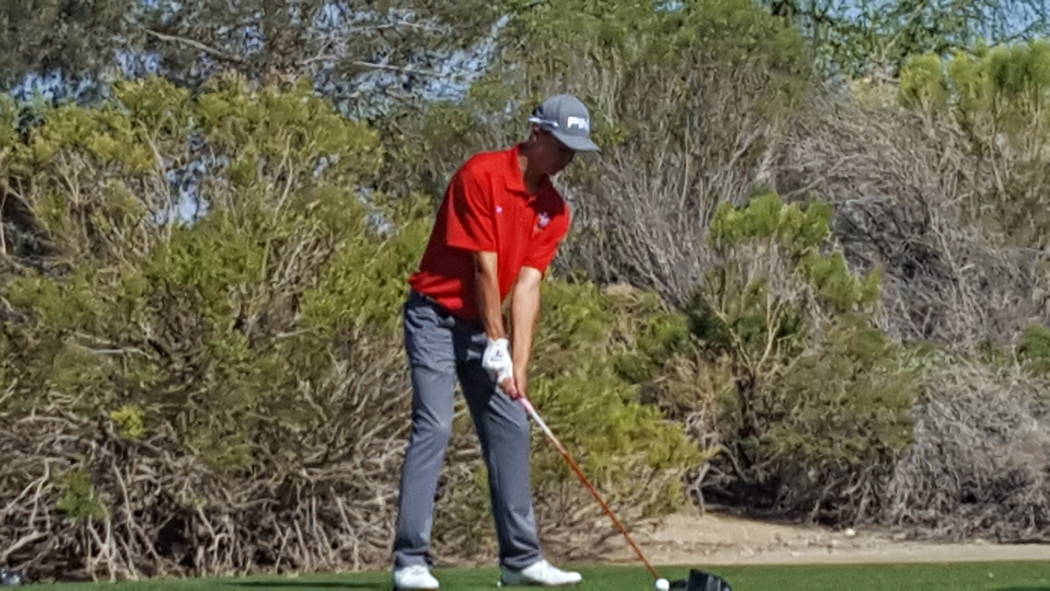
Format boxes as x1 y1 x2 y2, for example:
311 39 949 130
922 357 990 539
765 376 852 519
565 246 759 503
518 397 661 581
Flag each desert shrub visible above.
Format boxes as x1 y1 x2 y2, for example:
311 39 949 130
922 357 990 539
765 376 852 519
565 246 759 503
758 318 918 522
777 83 1049 348
884 354 1050 542
677 192 919 521
899 40 1050 250
0 76 417 580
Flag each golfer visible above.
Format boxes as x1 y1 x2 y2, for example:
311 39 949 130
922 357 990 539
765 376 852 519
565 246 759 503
392 94 599 590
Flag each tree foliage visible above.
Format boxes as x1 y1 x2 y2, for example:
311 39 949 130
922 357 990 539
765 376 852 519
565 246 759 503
0 0 136 87
0 1 502 110
762 0 1050 77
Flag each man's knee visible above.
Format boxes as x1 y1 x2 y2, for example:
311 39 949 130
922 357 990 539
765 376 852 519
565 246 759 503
412 413 454 447
492 411 530 447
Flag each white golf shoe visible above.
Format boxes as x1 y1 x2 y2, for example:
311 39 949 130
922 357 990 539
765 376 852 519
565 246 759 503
499 559 582 586
393 564 439 590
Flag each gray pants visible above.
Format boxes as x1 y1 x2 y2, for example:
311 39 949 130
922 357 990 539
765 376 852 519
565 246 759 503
392 290 542 570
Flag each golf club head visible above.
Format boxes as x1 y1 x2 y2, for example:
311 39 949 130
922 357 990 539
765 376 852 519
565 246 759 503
668 569 731 591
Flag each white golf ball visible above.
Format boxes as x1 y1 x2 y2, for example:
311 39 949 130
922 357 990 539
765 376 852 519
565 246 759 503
654 577 670 591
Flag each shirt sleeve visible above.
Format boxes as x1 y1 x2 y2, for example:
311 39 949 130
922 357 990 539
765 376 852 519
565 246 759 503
444 166 496 252
523 206 571 274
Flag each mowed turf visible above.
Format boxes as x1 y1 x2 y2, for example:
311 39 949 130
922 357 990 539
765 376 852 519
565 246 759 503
43 561 1050 591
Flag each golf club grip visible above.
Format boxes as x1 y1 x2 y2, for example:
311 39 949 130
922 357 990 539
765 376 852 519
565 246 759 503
518 397 661 581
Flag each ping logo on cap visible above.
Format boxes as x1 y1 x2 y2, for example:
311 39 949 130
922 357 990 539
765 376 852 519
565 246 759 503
566 116 589 132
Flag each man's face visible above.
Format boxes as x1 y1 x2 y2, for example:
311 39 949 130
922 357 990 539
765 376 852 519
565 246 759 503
534 130 576 175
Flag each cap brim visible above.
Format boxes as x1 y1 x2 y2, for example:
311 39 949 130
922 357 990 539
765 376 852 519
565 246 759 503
552 130 600 152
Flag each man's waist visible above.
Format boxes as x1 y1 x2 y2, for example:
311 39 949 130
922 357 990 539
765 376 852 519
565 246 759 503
408 288 477 322
408 288 515 334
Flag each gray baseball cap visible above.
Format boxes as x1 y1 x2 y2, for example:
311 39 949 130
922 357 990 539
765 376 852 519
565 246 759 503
528 94 600 152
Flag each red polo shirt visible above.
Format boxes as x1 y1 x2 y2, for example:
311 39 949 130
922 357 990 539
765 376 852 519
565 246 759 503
408 144 571 320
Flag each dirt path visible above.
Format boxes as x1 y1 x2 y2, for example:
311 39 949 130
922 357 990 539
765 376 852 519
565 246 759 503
601 510 1049 566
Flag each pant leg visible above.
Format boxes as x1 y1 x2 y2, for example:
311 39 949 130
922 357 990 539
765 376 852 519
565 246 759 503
392 292 458 568
455 326 542 570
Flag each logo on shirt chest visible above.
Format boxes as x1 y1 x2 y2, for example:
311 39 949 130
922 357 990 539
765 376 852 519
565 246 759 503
496 201 552 236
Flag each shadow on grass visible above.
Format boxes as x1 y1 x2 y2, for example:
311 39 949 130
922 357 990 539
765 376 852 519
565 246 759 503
225 583 385 589
994 587 1050 591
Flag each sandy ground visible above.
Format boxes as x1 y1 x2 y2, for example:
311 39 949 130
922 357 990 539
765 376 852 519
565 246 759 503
601 509 1049 566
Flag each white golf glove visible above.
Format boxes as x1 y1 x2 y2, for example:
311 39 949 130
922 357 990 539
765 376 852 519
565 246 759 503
482 337 514 386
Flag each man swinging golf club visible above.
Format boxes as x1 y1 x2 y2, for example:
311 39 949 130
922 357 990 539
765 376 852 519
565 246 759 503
391 94 599 590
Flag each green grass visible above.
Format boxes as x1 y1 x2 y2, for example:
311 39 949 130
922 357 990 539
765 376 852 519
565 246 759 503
43 562 1050 591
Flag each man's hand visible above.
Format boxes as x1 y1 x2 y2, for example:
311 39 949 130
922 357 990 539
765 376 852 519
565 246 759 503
482 337 520 397
513 366 528 400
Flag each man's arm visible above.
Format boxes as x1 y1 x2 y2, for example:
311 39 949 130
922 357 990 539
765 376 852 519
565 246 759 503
509 266 543 398
475 251 520 396
474 251 506 340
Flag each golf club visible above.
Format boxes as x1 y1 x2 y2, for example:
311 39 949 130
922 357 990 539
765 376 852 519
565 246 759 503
516 395 732 591
516 396 665 588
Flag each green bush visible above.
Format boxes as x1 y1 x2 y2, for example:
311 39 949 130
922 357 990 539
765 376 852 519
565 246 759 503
762 317 918 519
898 41 1050 248
684 191 915 519
534 281 702 487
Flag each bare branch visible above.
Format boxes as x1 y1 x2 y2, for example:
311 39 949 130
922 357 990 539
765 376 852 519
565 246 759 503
142 28 245 64
298 55 444 77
